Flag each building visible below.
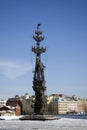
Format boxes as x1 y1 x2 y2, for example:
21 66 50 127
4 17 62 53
6 96 22 115
66 96 78 114
6 93 34 115
5 93 87 115
77 99 87 114
0 100 6 108
0 106 15 116
47 94 67 115
47 94 87 115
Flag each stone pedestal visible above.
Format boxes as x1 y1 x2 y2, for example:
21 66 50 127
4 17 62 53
20 115 60 121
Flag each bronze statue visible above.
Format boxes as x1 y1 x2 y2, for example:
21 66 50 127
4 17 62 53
34 56 45 81
32 24 47 115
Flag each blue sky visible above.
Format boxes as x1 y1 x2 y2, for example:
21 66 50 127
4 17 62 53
0 0 87 99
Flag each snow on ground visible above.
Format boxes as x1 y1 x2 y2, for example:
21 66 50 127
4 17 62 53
0 116 20 120
0 118 87 130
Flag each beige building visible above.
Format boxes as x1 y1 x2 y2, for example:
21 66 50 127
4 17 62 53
47 94 87 115
47 94 67 114
67 101 78 114
0 100 6 108
0 106 15 116
0 110 15 116
77 99 87 113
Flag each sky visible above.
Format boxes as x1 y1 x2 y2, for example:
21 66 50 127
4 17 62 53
0 0 87 99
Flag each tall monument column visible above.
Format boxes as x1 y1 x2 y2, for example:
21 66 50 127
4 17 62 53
19 24 59 120
32 24 47 115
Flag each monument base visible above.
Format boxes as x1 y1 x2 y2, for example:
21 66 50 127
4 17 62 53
19 115 60 121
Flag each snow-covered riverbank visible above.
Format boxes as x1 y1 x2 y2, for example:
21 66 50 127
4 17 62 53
0 117 87 130
0 115 22 120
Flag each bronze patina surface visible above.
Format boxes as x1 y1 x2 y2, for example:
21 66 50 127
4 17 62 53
32 24 47 115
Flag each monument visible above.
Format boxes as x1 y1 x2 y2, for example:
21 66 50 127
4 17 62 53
32 24 47 115
20 24 59 120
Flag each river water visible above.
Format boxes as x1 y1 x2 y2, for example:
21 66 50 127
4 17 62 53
0 116 87 130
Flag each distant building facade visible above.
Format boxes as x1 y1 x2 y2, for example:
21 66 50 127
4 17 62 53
0 100 6 108
77 99 87 114
3 93 87 116
48 94 67 114
0 106 15 116
6 93 34 115
6 96 22 115
47 94 87 115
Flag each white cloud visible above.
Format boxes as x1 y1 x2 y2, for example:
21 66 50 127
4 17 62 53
0 60 33 80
